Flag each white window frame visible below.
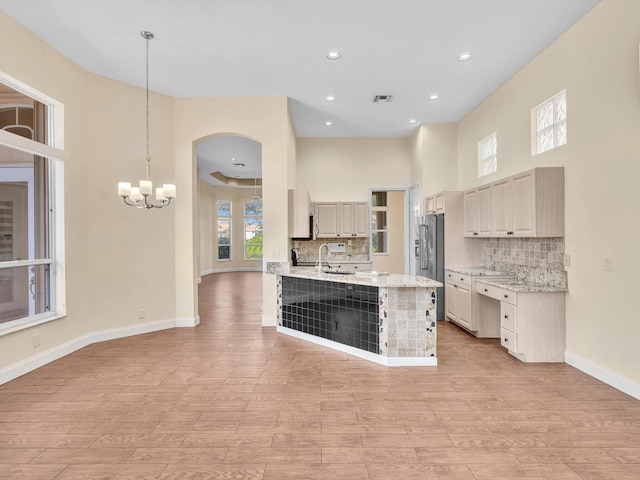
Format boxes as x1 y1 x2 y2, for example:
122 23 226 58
216 200 232 262
0 70 66 336
478 132 497 177
532 89 566 155
371 191 389 255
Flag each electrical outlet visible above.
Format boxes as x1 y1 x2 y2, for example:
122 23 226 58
32 334 40 348
138 309 146 319
603 256 612 271
563 254 571 267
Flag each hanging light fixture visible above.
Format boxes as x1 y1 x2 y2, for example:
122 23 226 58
252 177 261 201
117 31 176 209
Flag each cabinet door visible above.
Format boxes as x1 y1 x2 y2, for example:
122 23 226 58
510 171 536 237
425 196 435 214
337 203 354 236
445 282 457 321
476 185 492 236
315 203 339 237
463 189 477 237
456 284 472 329
491 179 511 236
353 203 370 237
434 193 445 213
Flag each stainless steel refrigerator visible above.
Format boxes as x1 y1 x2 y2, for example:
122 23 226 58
416 214 444 320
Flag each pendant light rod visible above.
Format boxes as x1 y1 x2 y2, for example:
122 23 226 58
142 30 152 182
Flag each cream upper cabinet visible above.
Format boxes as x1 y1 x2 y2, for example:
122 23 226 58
492 168 563 237
353 203 370 237
314 202 369 238
425 192 446 214
288 189 312 238
463 189 477 237
476 185 492 236
465 167 564 238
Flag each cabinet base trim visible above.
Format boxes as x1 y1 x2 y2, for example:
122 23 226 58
277 326 437 367
565 351 640 401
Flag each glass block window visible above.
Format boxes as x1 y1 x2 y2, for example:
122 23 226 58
478 132 497 177
217 200 231 260
535 90 566 154
244 199 263 260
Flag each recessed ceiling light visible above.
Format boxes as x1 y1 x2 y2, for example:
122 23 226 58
428 93 439 101
408 119 417 124
325 95 336 102
326 51 341 60
324 120 333 126
457 52 472 62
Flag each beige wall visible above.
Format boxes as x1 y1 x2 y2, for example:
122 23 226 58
0 11 176 369
457 0 640 388
173 97 293 327
372 190 406 274
198 180 263 274
410 123 458 199
296 138 411 202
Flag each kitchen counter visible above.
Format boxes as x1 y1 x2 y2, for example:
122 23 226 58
286 267 442 288
445 266 511 277
276 268 440 366
476 278 568 293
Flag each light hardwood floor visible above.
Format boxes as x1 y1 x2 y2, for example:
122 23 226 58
1 271 639 479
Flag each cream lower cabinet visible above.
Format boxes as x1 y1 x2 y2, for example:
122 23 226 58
445 270 515 337
445 275 471 330
477 281 566 362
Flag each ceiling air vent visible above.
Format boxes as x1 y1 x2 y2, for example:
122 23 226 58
373 95 393 103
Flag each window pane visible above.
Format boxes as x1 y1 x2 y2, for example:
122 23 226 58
217 218 230 243
371 231 387 253
0 264 50 324
372 211 387 230
244 218 263 260
218 245 230 260
554 92 566 122
537 128 554 153
244 199 262 216
371 192 387 207
217 200 231 216
537 101 554 131
555 122 567 146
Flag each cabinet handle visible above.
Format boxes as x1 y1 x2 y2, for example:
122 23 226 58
504 294 509 299
460 278 464 281
484 288 488 292
473 232 478 236
504 337 509 342
504 315 509 319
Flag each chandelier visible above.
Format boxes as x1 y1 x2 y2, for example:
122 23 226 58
118 31 176 209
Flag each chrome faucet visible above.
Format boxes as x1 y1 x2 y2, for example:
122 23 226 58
318 243 329 274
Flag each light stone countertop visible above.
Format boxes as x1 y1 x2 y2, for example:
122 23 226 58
282 267 442 288
445 266 513 276
476 278 569 293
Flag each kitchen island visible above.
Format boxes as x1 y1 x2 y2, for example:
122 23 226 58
276 268 442 366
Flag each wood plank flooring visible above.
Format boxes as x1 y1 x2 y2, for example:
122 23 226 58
1 271 639 479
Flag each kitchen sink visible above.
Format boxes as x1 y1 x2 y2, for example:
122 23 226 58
323 270 356 275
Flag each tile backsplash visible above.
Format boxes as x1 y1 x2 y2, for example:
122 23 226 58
291 238 370 263
481 237 567 288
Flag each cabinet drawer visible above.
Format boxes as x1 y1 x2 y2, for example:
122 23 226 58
501 302 517 333
501 328 518 352
476 282 502 301
449 273 471 286
500 289 517 305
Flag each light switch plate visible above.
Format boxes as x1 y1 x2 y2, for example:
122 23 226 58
563 254 571 267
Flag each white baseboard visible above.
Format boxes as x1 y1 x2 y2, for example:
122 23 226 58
176 315 200 327
277 326 437 367
0 317 196 385
201 268 263 276
565 351 640 400
262 315 278 327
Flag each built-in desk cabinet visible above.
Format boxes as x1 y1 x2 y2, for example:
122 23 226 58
444 270 514 338
477 281 566 363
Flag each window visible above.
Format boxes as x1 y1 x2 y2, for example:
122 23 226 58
216 200 231 261
244 199 263 260
534 90 566 154
371 191 388 254
478 132 497 177
0 76 64 334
